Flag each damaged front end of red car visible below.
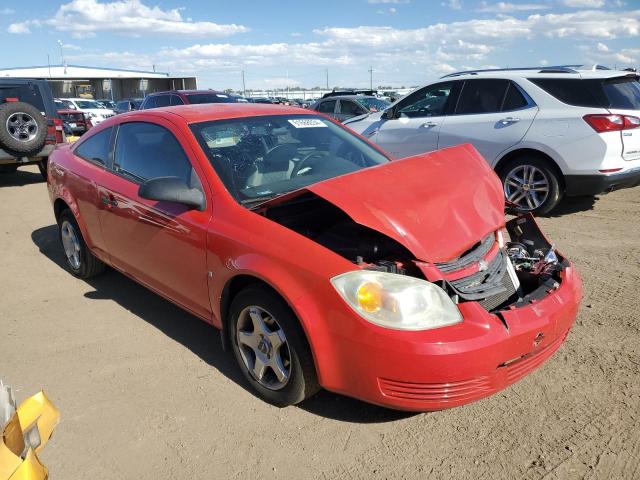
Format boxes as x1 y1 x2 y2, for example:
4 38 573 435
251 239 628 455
253 144 582 410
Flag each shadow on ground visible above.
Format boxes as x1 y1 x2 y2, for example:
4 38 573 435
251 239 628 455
0 169 44 187
31 224 415 424
541 195 599 218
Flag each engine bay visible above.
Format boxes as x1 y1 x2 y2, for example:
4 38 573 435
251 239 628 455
259 193 567 314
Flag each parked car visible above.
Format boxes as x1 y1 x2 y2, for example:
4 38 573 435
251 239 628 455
345 65 640 214
249 97 275 104
114 98 143 115
0 79 65 178
47 104 581 411
311 95 391 122
97 100 116 110
140 90 246 109
61 98 115 125
321 89 377 99
57 109 92 135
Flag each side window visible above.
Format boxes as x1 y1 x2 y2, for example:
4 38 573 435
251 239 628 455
502 82 529 111
143 96 157 109
116 101 128 111
456 79 509 115
396 82 453 118
339 100 364 116
154 95 171 108
113 122 195 185
75 128 112 166
317 100 337 114
170 95 185 106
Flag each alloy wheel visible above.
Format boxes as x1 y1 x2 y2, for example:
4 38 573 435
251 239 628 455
236 305 291 390
60 220 81 270
504 164 550 211
6 112 38 142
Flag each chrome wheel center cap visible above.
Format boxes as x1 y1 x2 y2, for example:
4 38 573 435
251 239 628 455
257 337 272 357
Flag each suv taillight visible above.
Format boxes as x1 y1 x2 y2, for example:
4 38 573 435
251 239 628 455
584 114 640 132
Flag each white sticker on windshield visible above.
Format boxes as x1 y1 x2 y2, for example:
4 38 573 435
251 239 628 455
288 119 328 129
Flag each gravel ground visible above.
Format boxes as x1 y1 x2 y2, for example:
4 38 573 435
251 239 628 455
1 165 639 479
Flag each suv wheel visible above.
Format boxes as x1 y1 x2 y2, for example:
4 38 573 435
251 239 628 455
58 209 106 278
499 155 562 215
0 101 48 157
228 286 320 407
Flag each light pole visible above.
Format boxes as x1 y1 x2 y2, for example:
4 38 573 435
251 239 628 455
57 40 64 64
368 66 374 91
241 70 246 97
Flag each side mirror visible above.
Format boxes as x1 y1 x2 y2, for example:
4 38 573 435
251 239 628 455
138 176 205 211
382 108 397 120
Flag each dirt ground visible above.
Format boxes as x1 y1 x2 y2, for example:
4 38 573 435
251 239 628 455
1 165 639 479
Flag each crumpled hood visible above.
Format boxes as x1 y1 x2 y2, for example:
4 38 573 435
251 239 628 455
303 144 505 263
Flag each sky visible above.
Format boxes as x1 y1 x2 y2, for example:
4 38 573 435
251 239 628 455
0 0 638 91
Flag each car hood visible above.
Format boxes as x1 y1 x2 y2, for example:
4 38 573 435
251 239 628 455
262 144 506 263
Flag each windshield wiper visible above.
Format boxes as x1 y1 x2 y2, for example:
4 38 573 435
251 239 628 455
241 193 287 209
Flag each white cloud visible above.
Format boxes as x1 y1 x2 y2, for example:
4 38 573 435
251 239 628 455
562 0 605 7
67 8 640 87
0 8 15 15
442 0 463 10
596 42 609 52
7 23 30 34
477 2 551 12
8 0 248 38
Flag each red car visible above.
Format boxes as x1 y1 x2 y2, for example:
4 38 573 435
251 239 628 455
46 104 582 411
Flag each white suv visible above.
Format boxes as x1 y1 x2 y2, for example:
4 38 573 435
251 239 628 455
345 66 640 214
62 98 115 125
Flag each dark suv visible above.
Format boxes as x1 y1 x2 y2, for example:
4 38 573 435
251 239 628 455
0 79 64 178
140 90 245 109
310 95 391 122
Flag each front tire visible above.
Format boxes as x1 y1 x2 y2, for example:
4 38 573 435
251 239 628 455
228 287 320 407
499 155 562 215
58 209 106 278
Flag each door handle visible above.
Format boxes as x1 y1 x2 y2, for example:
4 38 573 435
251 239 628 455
420 122 438 128
100 196 117 208
500 117 520 124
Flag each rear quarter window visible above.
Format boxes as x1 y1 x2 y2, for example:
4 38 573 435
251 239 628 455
528 77 640 110
75 127 112 166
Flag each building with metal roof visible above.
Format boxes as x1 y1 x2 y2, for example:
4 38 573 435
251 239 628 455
0 64 197 101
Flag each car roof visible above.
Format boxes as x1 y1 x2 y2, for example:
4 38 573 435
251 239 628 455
440 66 638 81
320 95 379 101
147 90 224 96
124 103 312 124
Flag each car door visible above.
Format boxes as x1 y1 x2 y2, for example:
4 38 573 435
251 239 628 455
97 119 212 319
437 79 538 165
336 99 367 122
67 127 113 258
372 81 458 158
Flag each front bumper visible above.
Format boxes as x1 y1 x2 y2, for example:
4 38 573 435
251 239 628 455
318 264 582 411
565 167 640 196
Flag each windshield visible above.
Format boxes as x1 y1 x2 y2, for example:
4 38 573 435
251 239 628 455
75 100 100 109
191 114 389 205
357 97 391 112
186 93 238 104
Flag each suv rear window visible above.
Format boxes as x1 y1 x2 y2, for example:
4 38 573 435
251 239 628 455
529 77 640 110
0 85 45 112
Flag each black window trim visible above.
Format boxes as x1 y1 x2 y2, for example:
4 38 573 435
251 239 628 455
452 78 536 116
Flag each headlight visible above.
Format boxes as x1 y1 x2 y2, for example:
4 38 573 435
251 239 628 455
330 271 462 331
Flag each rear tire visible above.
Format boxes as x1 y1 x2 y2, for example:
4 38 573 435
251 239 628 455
37 158 48 180
0 102 47 156
499 155 562 215
228 286 320 407
58 209 106 278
